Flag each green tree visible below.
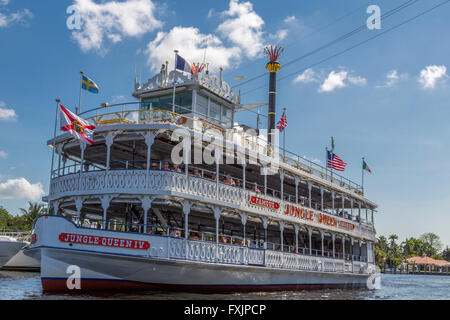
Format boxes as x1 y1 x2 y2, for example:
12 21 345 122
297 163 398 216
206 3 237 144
419 233 443 253
442 246 450 261
0 206 15 230
18 202 46 230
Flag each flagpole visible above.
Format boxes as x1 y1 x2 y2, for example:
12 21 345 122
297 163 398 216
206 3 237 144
172 50 178 113
48 98 60 214
78 71 84 115
362 157 365 194
325 147 329 182
330 137 334 183
283 107 286 161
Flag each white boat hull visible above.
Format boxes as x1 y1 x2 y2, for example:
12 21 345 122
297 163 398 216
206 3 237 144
2 248 40 271
0 241 26 268
25 215 373 292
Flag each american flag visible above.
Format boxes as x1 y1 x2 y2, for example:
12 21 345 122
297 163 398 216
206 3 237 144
327 151 347 171
277 112 287 132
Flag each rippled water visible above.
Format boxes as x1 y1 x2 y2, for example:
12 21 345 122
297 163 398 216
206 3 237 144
0 271 449 300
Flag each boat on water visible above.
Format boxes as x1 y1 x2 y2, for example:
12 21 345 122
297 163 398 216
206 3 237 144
0 235 28 269
25 49 378 292
0 231 40 271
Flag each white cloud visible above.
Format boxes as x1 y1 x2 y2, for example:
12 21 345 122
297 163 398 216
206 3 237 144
217 0 265 59
348 75 367 86
0 101 17 121
317 70 366 92
0 6 32 28
293 68 318 84
319 71 348 93
0 178 45 200
269 29 288 43
0 0 10 6
207 8 214 19
418 65 447 89
284 16 296 24
72 0 162 53
146 26 241 72
376 70 407 88
0 150 6 159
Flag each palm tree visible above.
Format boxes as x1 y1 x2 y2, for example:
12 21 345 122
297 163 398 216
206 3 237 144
19 202 46 228
388 234 398 247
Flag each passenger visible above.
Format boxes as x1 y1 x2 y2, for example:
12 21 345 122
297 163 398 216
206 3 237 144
219 232 227 244
189 232 200 240
172 164 182 173
235 179 241 187
223 174 234 185
253 183 261 194
211 173 217 181
162 161 170 171
151 162 158 170
193 168 202 178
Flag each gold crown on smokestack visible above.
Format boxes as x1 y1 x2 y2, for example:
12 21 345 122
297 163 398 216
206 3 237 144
264 45 284 73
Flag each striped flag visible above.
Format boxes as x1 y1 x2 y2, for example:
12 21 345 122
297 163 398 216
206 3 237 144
327 151 347 172
276 111 287 132
363 160 372 173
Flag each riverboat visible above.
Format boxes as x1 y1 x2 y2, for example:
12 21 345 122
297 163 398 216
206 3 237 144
25 49 378 292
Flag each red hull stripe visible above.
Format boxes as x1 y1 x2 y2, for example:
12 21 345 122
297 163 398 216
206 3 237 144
42 278 365 293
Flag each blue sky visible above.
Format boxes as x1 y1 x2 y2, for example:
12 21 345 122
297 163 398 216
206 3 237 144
1 0 450 248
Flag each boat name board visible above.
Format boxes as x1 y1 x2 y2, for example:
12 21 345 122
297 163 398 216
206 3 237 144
250 196 280 210
59 233 151 250
284 204 355 231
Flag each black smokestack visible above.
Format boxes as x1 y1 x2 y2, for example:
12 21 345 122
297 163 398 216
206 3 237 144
264 46 283 148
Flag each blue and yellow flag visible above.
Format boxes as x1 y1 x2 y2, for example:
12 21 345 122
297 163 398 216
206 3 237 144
81 75 99 94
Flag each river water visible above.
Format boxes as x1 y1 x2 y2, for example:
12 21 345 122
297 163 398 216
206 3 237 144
0 271 448 300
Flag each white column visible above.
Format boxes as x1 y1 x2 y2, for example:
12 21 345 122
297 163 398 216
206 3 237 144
280 169 284 200
262 217 268 249
242 158 246 190
371 210 374 225
53 199 61 216
320 230 324 256
320 186 324 211
144 132 155 188
342 236 345 259
79 142 87 187
350 198 354 217
351 238 354 261
295 177 299 204
105 133 116 171
75 197 83 225
294 225 299 253
308 228 312 255
100 195 113 230
332 233 336 258
279 221 284 252
141 196 153 234
331 191 335 214
240 213 248 245
182 201 192 239
57 144 63 177
213 207 222 262
263 166 267 195
308 182 312 208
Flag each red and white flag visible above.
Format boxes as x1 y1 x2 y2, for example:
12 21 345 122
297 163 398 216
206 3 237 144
60 104 96 145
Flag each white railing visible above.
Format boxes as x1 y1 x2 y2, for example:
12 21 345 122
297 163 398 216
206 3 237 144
51 169 376 240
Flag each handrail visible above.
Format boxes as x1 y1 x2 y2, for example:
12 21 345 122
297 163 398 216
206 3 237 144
69 216 369 262
53 160 371 225
72 101 364 194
